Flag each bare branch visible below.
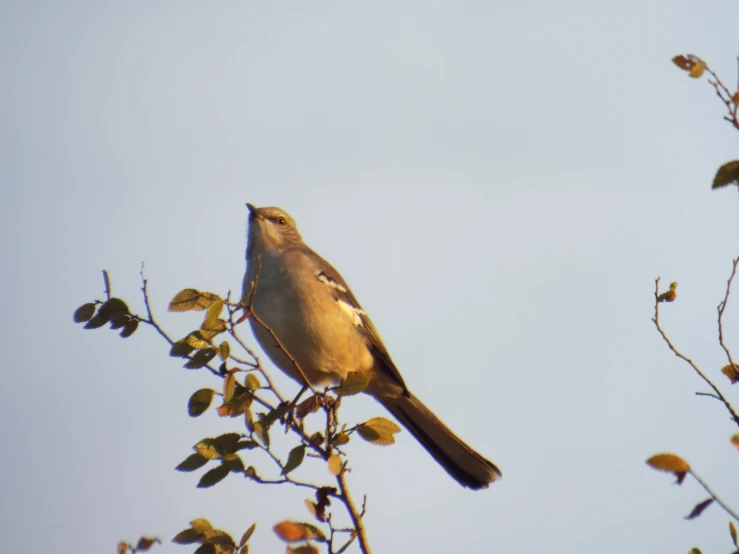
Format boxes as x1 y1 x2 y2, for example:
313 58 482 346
652 277 739 428
717 258 738 369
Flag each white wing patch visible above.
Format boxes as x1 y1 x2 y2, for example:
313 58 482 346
317 271 347 293
337 299 365 327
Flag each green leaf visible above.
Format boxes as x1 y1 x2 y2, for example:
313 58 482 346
197 464 231 488
73 303 96 323
212 432 243 454
357 417 402 445
204 300 224 325
327 453 342 476
176 453 209 472
169 289 203 312
281 445 306 475
172 528 202 544
223 373 236 403
333 371 368 396
185 348 217 369
246 373 261 391
199 318 227 340
188 389 215 417
713 161 739 190
239 523 257 548
252 421 269 447
218 340 230 361
119 319 139 338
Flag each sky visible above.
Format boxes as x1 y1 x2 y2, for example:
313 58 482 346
1 1 739 553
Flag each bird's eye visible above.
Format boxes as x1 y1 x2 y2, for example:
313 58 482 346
277 217 287 227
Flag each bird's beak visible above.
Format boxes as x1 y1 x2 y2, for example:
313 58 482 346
246 203 258 217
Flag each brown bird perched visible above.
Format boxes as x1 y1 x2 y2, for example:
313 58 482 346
242 204 501 489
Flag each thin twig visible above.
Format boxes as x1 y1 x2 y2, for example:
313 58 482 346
335 471 371 554
652 277 739 428
695 392 722 401
717 258 738 370
102 269 111 300
690 469 739 522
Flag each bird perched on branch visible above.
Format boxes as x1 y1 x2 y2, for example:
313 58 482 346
242 203 501 489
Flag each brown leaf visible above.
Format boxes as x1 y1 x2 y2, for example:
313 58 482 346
193 544 216 554
73 303 96 323
672 55 695 71
135 537 159 551
185 348 217 369
296 395 321 419
646 453 690 474
273 521 325 542
120 319 139 338
731 520 738 547
712 161 739 190
733 91 739 106
287 545 319 554
117 541 129 554
688 549 702 554
209 531 235 547
722 364 739 384
685 498 714 519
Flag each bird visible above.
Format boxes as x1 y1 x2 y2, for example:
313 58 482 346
241 203 501 489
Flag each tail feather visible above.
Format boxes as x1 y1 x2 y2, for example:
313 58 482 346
379 392 501 490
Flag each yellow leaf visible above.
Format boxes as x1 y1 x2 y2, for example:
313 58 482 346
204 300 224 326
722 364 739 384
218 340 230 361
239 523 257 548
188 388 215 417
169 289 202 312
730 520 738 546
646 453 690 473
223 373 236 402
357 417 401 445
327 453 343 476
689 60 707 78
333 371 369 396
246 373 261 391
731 434 739 450
185 332 210 350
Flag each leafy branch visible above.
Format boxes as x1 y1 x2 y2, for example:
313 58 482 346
74 267 402 554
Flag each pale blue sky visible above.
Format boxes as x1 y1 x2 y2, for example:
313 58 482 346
2 2 739 553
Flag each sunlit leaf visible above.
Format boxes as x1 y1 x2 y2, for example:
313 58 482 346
646 453 690 473
200 318 227 340
190 519 214 536
223 373 236 403
172 528 201 544
197 464 230 488
176 453 209 472
218 340 230 361
194 440 221 460
204 300 224 325
689 60 707 78
327 453 343 476
287 545 319 554
273 521 326 542
246 373 261 391
721 364 739 384
282 445 306 475
685 498 713 519
73 303 96 323
333 371 369 396
188 389 215 417
334 432 350 445
239 523 256 548
730 520 738 546
185 332 211 350
169 289 202 312
117 541 129 554
688 549 702 554
357 417 402 446
713 161 739 190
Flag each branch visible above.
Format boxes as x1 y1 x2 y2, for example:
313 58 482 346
652 277 739 428
335 471 371 554
690 469 739 522
717 257 738 370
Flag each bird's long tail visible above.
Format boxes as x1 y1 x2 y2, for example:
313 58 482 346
377 392 501 490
